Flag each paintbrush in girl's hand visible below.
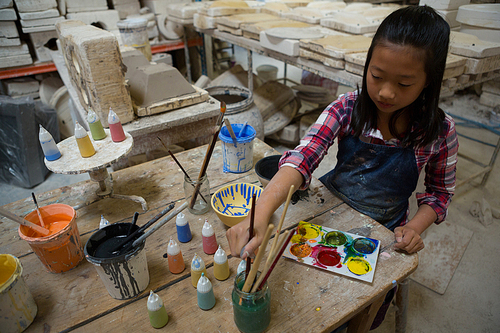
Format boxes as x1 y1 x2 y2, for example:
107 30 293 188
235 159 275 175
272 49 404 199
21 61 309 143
0 207 50 236
245 193 257 279
189 101 226 209
31 192 46 227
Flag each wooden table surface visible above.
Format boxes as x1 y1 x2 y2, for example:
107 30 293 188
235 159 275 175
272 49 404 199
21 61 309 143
0 139 418 333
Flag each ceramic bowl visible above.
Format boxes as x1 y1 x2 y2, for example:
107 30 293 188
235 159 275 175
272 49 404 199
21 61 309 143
211 183 263 227
254 155 281 188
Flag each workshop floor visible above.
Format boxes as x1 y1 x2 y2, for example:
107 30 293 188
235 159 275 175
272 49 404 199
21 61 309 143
0 92 499 332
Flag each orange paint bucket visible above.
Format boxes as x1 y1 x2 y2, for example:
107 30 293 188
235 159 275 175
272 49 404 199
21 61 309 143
18 204 83 273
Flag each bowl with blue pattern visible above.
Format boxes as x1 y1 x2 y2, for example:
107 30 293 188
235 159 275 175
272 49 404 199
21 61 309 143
211 183 263 227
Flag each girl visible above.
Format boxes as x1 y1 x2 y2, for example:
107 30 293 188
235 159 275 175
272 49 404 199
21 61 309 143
227 6 458 258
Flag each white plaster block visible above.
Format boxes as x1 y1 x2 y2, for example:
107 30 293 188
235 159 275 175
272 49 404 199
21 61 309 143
66 10 120 31
450 31 500 58
19 8 59 19
0 21 19 37
114 2 140 19
0 42 29 56
193 13 216 30
482 79 500 95
479 91 500 107
29 29 58 62
14 0 57 12
21 16 64 27
260 30 300 56
22 24 57 32
0 53 33 68
0 0 13 9
457 74 470 84
419 0 470 10
437 9 459 28
142 0 190 15
65 0 107 12
465 55 500 74
0 36 21 45
4 77 40 96
0 8 16 20
111 0 139 5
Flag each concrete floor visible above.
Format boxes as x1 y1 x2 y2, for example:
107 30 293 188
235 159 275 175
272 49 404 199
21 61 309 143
1 91 499 332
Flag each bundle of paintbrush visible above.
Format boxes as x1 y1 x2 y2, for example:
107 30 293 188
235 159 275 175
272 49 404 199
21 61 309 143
189 101 226 209
241 185 296 292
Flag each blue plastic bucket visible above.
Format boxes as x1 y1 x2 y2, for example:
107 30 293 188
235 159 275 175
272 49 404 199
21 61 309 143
219 124 256 173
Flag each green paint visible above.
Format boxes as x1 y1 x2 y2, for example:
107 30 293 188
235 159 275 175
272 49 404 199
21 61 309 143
148 305 169 328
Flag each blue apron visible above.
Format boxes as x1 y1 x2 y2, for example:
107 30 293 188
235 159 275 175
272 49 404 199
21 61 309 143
319 135 419 231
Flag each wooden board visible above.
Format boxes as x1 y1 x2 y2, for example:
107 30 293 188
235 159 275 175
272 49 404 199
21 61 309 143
300 48 345 69
216 13 279 29
410 221 473 294
135 86 209 117
300 34 372 60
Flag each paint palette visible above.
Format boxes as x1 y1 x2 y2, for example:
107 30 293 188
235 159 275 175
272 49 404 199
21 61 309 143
283 221 380 282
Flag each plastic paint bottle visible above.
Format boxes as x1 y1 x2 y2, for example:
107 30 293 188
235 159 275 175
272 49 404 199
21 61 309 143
87 108 106 140
197 273 216 310
214 245 230 281
39 125 61 161
108 107 126 142
99 215 110 229
202 220 218 255
191 253 207 288
167 237 185 274
75 121 96 158
147 290 169 328
176 212 192 243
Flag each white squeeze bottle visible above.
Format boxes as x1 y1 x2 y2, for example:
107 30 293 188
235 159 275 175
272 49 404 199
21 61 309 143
147 290 169 328
39 125 61 161
99 215 110 229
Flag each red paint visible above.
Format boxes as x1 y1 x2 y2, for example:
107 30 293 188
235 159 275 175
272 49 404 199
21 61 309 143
317 251 341 267
309 245 343 269
202 234 218 254
109 122 126 142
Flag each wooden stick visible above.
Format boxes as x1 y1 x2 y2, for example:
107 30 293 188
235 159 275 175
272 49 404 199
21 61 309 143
31 192 46 227
0 207 50 236
189 101 226 209
266 185 294 268
245 193 256 278
242 223 275 293
252 230 290 293
224 118 238 146
257 229 295 291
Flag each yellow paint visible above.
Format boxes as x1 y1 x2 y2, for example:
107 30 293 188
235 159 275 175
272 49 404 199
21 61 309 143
191 267 207 288
76 135 96 157
297 221 321 239
347 258 372 275
315 307 321 311
0 254 16 286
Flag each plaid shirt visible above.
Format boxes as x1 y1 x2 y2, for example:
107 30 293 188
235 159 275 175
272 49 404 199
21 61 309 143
280 91 458 224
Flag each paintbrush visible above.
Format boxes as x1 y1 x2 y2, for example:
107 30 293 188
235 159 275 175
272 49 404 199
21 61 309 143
31 192 46 227
0 207 50 236
224 118 238 147
110 203 175 252
256 229 295 291
252 230 290 293
245 193 257 279
238 121 248 137
242 223 275 293
189 101 226 209
132 202 188 248
127 212 139 236
266 185 294 267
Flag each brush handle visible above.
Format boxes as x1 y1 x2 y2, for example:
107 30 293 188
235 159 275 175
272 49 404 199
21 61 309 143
224 119 238 146
238 121 248 137
0 207 50 236
267 185 294 267
31 192 46 227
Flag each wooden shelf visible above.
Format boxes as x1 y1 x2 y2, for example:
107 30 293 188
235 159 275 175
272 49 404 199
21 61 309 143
0 38 204 80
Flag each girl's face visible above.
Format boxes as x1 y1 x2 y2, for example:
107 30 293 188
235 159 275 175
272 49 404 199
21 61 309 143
366 42 428 117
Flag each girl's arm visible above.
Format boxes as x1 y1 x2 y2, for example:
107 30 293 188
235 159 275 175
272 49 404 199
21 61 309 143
394 204 436 253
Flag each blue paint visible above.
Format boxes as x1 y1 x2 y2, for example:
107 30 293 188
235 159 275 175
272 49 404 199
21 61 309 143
176 223 192 243
219 124 256 173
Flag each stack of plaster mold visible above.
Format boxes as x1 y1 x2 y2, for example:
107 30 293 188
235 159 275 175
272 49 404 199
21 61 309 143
281 1 346 24
14 0 65 63
267 0 312 9
260 2 290 16
320 3 399 35
217 13 280 36
157 3 207 40
456 3 500 43
65 0 121 34
0 0 33 68
55 20 135 127
108 0 141 19
419 0 469 31
241 19 311 41
2 77 40 98
121 48 209 116
141 0 190 15
65 0 108 13
479 78 500 108
127 8 159 40
194 1 257 30
300 34 371 71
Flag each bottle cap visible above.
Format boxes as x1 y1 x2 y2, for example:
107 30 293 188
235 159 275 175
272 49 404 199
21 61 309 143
176 212 188 226
191 253 205 271
197 272 212 293
147 290 163 311
99 215 110 229
87 108 99 124
167 237 180 256
214 245 227 264
74 121 87 139
202 220 214 237
39 125 52 141
107 107 120 125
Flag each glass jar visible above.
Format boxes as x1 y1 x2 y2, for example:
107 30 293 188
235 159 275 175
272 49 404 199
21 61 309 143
183 168 210 215
232 271 271 333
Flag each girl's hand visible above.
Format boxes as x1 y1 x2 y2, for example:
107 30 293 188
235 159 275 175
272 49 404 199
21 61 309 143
393 226 424 253
226 216 268 259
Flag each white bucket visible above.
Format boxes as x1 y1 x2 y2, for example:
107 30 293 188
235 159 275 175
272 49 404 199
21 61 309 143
256 65 278 82
219 124 257 173
117 18 152 61
0 254 37 332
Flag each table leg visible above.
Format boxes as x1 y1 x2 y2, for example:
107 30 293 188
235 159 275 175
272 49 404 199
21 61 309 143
347 293 385 333
395 278 409 333
247 49 253 91
183 26 192 83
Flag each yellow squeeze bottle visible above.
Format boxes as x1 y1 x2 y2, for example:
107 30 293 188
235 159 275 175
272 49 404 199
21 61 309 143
75 121 96 158
191 253 207 288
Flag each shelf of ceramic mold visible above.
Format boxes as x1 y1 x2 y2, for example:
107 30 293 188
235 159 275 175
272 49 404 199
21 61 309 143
216 13 280 36
240 19 312 41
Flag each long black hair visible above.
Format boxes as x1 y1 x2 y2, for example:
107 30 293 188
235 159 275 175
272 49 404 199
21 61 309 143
351 5 450 147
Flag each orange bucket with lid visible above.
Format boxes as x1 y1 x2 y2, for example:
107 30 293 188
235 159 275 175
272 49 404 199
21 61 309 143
18 203 83 273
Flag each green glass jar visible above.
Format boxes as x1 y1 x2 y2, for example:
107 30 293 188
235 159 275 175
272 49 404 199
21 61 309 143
232 271 271 333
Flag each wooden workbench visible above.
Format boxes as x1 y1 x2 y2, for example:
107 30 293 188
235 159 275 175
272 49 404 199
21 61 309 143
0 139 417 332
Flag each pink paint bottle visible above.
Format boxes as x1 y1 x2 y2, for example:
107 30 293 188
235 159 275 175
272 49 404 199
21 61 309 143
202 219 218 255
107 107 126 142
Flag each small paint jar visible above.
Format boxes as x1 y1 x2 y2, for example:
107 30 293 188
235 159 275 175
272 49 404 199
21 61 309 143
74 121 96 158
183 168 210 215
190 253 207 288
213 245 230 281
202 220 218 255
39 125 61 161
175 212 192 243
108 107 126 143
167 238 185 274
147 290 168 328
232 271 271 333
87 108 106 141
197 273 216 310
